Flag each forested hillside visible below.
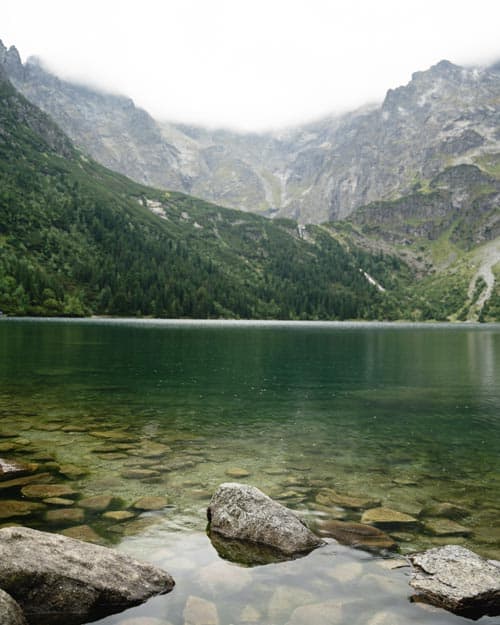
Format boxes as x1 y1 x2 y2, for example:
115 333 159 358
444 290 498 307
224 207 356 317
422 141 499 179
0 71 413 319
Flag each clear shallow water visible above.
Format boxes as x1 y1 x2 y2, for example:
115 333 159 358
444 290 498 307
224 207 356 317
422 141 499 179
0 319 499 625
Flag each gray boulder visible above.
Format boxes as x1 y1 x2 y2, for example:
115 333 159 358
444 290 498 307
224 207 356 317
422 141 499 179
0 526 174 625
0 589 27 625
409 544 500 619
207 483 323 557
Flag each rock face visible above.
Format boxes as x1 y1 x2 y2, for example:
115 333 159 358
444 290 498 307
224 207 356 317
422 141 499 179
0 589 27 625
0 526 174 625
207 483 323 557
409 545 500 618
3 40 500 225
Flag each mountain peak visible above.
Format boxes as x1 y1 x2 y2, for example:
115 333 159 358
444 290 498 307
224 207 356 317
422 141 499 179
0 42 24 80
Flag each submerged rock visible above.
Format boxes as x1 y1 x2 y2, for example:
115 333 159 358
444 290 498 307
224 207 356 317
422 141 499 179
0 588 27 625
361 507 417 527
58 464 88 479
183 595 219 625
421 501 470 520
61 524 102 544
316 488 379 510
424 518 472 537
207 482 323 557
133 496 168 510
102 510 136 522
0 500 45 519
225 467 251 478
0 458 38 480
21 484 78 499
78 494 114 511
45 507 85 525
0 526 174 625
409 544 500 618
286 600 343 625
121 469 161 479
0 472 51 490
315 519 397 552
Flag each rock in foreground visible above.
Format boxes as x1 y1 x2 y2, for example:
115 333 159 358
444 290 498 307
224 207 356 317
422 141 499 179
0 589 27 625
409 545 500 619
0 526 174 625
207 483 323 557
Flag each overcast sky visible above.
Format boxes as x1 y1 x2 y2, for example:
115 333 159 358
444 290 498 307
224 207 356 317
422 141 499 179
2 0 500 131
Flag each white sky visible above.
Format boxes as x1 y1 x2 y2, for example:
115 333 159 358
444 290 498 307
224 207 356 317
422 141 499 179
2 0 500 131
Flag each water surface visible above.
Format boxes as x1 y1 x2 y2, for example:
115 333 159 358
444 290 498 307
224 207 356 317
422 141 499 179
0 319 499 625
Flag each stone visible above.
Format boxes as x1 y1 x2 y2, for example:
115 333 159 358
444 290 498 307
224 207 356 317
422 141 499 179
315 519 397 552
0 442 17 452
315 488 379 510
36 423 62 431
286 600 343 625
207 482 323 557
361 507 417 527
0 526 174 624
108 517 162 536
268 585 315 622
0 500 45 519
365 609 403 625
225 467 251 478
21 483 78 499
45 507 85 525
92 443 136 453
43 497 75 506
197 561 252 594
89 429 134 442
0 430 19 438
79 494 114 511
102 510 136 522
0 472 51 490
424 518 472 536
136 442 171 458
58 464 88 479
409 545 500 618
61 425 88 432
0 588 27 625
133 496 168 510
183 595 219 625
121 469 161 479
61 524 102 543
97 452 128 460
327 561 364 583
422 501 470 520
0 458 38 480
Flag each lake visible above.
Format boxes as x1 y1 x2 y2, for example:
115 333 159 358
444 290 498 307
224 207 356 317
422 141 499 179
0 319 499 625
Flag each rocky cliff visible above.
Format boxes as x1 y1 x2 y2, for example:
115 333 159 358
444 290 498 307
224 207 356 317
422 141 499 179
2 40 500 225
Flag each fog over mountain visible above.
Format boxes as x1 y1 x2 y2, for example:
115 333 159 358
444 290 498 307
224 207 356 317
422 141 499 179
3 40 500 225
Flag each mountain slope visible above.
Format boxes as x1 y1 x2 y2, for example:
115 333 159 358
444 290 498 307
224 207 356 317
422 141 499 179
0 68 413 319
4 41 500 224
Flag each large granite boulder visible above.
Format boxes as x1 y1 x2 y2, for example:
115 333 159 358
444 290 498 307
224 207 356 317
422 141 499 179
0 589 27 625
0 526 174 625
409 545 500 619
207 483 323 557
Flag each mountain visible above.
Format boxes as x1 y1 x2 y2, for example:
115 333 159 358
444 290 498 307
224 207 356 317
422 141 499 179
0 66 414 319
3 41 500 225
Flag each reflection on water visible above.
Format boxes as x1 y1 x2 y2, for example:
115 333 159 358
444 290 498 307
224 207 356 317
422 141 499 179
0 319 499 625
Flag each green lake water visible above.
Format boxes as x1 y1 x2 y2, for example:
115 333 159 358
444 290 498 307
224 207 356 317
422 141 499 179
0 319 499 625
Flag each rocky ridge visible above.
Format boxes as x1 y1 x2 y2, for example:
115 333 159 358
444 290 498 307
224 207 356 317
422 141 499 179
3 40 500 224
